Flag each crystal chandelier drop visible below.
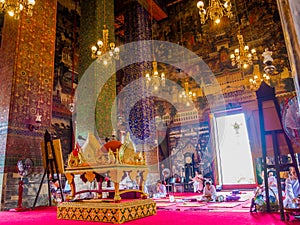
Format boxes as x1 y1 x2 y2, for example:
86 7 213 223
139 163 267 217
0 0 35 19
145 60 165 91
230 34 257 69
91 25 120 65
196 0 232 24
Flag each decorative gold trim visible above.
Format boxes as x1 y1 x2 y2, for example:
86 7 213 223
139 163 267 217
85 171 96 182
57 199 156 224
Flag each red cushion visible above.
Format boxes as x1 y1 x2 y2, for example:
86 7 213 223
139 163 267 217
103 140 122 152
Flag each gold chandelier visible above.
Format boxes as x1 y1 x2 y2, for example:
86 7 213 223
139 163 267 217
248 64 270 90
249 73 270 89
0 0 35 19
91 25 120 65
145 60 165 91
230 34 257 69
184 80 196 100
196 0 232 24
178 80 197 107
145 2 166 91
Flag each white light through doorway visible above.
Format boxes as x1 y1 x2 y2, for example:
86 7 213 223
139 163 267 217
214 112 255 185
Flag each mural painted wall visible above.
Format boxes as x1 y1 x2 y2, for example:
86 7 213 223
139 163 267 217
159 121 212 183
52 1 80 160
0 0 57 210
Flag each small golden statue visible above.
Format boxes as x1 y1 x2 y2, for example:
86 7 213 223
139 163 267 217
119 133 145 165
67 144 86 167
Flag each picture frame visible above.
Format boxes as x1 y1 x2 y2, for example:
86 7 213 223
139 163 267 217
41 139 64 174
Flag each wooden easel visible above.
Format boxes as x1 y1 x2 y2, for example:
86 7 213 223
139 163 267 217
256 82 300 221
32 130 64 209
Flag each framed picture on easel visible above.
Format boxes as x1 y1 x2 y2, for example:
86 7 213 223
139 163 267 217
41 138 64 174
33 131 65 209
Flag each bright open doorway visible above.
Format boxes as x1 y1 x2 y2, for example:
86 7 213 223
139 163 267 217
213 110 256 188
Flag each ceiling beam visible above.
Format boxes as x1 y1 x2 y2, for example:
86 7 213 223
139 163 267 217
138 0 168 21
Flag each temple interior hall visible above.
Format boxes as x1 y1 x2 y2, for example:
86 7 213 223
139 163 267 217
0 0 300 223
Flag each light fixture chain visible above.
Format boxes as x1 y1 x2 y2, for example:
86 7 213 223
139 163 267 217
90 0 119 65
144 0 165 90
230 0 257 69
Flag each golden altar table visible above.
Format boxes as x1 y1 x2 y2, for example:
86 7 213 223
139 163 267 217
64 164 149 202
58 133 156 223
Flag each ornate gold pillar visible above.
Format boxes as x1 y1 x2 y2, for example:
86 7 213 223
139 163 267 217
0 0 57 210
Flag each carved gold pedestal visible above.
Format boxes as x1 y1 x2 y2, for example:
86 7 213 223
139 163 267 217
65 164 149 202
57 199 156 224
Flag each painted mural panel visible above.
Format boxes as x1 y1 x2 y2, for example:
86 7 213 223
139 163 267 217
166 121 212 181
53 1 79 107
52 1 80 161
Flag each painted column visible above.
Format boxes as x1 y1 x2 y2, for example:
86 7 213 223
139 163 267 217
0 14 18 211
78 0 116 141
0 0 57 209
122 1 159 181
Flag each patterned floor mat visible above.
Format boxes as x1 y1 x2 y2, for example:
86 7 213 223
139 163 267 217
156 202 177 207
154 190 254 212
208 202 242 208
177 203 206 207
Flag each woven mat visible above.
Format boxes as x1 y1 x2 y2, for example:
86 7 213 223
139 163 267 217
177 203 206 207
182 195 201 199
238 193 253 202
209 209 249 212
154 195 185 202
155 202 177 207
154 198 172 202
208 202 241 208
242 202 252 208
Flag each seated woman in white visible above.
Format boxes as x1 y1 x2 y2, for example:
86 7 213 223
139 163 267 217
284 167 300 208
190 171 204 193
119 172 134 190
153 180 167 199
202 180 217 202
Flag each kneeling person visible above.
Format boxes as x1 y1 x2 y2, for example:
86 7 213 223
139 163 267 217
153 180 167 199
202 181 217 202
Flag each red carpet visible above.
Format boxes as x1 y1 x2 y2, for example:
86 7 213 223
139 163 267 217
0 206 298 225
